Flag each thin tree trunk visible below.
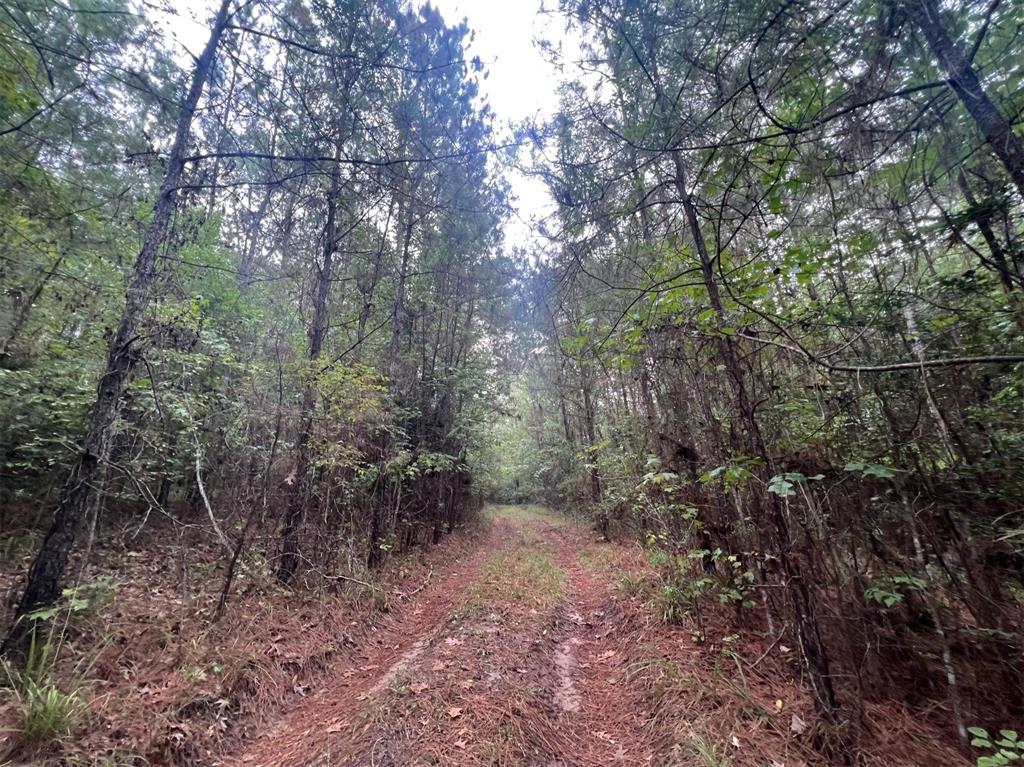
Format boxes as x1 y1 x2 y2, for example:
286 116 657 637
672 149 839 717
905 0 1024 201
277 145 344 585
1 252 65 362
385 177 419 387
2 0 233 660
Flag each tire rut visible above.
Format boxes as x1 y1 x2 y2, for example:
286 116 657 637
218 520 511 767
540 523 655 766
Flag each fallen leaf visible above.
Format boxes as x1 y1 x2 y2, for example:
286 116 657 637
326 722 344 734
445 637 464 646
597 650 617 661
410 682 428 694
447 706 463 719
455 739 467 749
774 699 784 713
431 660 446 672
790 713 808 735
458 679 474 689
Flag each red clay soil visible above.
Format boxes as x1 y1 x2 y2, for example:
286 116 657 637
214 512 971 766
218 518 512 767
543 522 655 767
218 516 664 767
3 509 971 766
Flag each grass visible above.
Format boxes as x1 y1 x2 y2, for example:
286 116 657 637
689 733 731 767
2 634 89 748
14 675 88 744
459 526 566 615
482 503 569 527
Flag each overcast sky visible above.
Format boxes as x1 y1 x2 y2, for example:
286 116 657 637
430 0 576 251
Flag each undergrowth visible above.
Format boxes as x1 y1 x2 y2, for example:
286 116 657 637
2 630 88 749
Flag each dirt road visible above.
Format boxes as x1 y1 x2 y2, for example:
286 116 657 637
220 506 655 767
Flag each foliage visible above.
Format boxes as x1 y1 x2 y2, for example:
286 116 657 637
969 727 1023 767
2 632 87 745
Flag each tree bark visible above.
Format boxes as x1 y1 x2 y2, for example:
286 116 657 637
904 0 1024 201
2 0 233 660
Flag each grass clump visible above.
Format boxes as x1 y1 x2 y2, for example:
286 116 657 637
3 632 88 747
15 675 87 744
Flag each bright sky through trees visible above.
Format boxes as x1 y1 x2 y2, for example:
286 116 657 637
431 0 576 249
159 0 574 250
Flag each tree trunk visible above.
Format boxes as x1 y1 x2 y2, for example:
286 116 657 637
672 149 839 718
904 0 1024 201
1 252 64 364
2 0 233 660
277 146 343 585
385 177 419 388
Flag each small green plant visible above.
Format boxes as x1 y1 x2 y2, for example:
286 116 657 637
16 675 87 744
3 632 87 746
689 732 730 766
864 574 926 607
179 664 208 683
657 581 689 624
969 727 1022 766
26 575 117 630
649 546 755 629
616 571 648 596
715 553 756 607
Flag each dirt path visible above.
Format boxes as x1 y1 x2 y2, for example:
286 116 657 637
545 523 655 766
220 518 511 767
219 508 656 767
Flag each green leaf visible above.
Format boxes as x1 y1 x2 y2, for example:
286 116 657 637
863 464 896 479
768 475 795 496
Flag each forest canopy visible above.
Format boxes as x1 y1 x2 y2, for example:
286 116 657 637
0 0 1022 763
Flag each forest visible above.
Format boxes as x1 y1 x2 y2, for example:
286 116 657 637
0 0 1022 764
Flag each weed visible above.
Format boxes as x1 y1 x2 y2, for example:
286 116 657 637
657 582 689 624
617 571 649 597
689 733 730 767
179 664 208 683
969 726 1023 766
3 632 88 747
16 675 87 744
